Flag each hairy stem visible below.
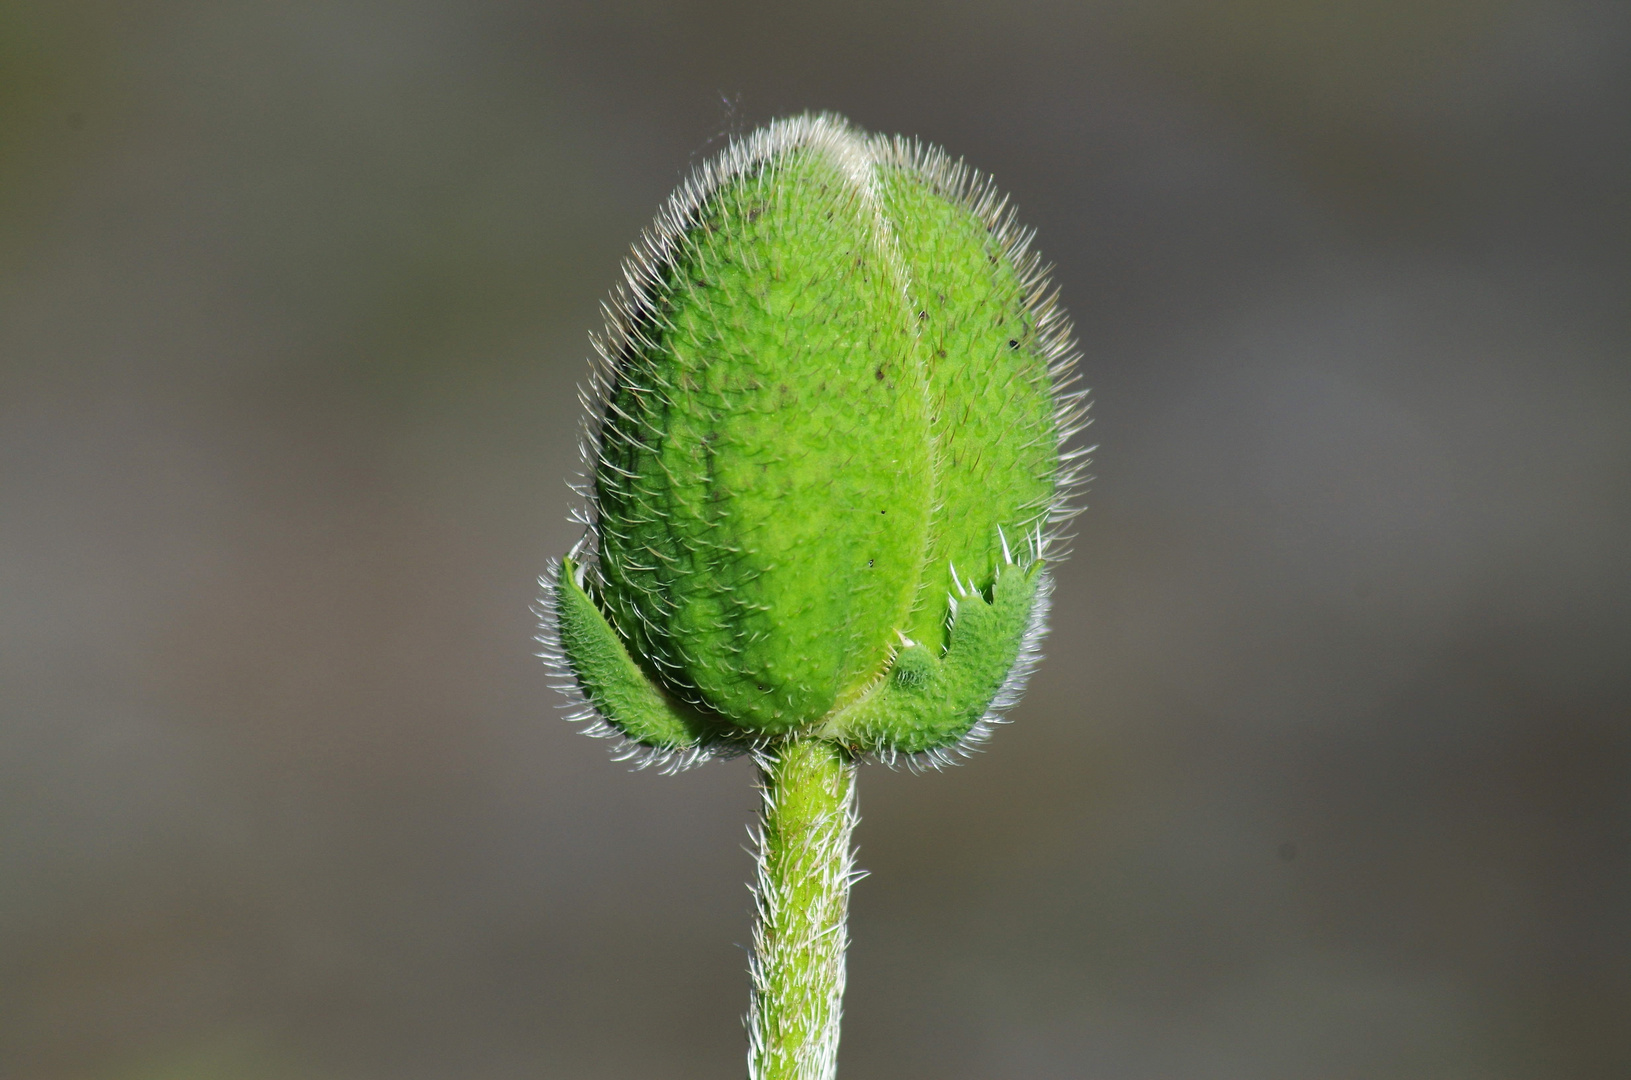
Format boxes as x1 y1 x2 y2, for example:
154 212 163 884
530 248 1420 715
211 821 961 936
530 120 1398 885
748 738 859 1080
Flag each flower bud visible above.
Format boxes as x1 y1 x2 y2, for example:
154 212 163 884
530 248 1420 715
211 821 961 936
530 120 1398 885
542 113 1086 767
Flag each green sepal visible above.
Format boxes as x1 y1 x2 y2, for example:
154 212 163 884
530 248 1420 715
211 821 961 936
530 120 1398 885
822 558 1044 755
554 557 724 750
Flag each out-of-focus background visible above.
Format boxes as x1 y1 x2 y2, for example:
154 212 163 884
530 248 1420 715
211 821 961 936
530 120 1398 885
3 2 1628 1077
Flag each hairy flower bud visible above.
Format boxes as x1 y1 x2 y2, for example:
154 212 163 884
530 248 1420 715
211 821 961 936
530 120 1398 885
541 113 1087 768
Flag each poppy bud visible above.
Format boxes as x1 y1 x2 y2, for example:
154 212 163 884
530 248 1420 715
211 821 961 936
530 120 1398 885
543 113 1086 768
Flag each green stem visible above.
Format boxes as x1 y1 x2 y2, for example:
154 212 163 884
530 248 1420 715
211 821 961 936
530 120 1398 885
748 737 859 1080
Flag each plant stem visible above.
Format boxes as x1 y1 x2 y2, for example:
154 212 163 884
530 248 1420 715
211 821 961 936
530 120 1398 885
747 737 859 1080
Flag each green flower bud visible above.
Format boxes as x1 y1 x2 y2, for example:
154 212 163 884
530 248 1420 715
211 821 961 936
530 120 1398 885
541 113 1087 769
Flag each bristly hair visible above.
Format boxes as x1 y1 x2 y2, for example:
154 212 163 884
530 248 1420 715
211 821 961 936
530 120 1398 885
538 112 1093 770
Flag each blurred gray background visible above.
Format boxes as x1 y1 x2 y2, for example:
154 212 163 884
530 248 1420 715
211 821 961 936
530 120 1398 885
3 2 1628 1078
